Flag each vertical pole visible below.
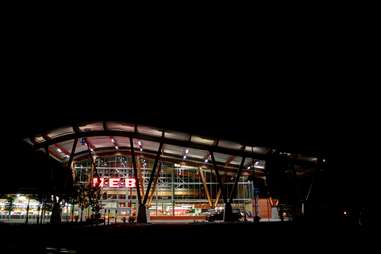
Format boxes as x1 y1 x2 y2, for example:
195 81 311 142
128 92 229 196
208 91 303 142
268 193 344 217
172 167 175 216
156 187 158 216
127 187 132 216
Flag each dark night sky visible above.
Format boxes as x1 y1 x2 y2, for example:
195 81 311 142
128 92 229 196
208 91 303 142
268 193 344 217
1 15 377 210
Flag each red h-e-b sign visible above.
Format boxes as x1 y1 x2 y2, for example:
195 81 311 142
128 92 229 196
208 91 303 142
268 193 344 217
93 177 136 188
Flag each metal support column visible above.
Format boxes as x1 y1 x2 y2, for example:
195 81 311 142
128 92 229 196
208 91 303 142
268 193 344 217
130 137 145 223
143 141 163 205
199 168 213 208
229 156 246 203
210 152 232 221
172 167 175 216
148 163 162 207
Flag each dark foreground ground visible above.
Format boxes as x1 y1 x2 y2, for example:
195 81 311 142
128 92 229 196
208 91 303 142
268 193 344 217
0 221 372 253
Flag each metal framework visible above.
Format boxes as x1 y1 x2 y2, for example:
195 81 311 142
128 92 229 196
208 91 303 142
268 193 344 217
25 121 324 223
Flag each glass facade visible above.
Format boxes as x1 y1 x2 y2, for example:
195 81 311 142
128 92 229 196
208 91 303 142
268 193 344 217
73 155 258 221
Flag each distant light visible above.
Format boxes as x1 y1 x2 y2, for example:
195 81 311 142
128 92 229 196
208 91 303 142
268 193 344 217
183 155 187 159
90 148 94 152
248 166 251 169
204 159 208 163
343 211 347 215
111 138 115 143
140 148 143 152
16 194 20 197
323 158 326 163
65 155 70 158
138 141 142 146
185 149 189 154
57 148 62 153
115 146 119 150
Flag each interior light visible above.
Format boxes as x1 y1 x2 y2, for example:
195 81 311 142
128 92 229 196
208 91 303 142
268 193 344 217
57 148 62 153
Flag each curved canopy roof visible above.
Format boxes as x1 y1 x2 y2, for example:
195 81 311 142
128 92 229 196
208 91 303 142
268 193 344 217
25 121 321 173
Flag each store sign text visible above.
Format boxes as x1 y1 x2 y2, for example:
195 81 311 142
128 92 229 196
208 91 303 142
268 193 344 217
92 177 136 188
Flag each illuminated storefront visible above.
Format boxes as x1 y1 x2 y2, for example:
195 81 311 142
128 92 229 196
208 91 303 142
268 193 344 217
73 155 258 221
24 121 321 222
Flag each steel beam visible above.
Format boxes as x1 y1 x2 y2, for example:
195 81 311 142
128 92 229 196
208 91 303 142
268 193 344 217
137 157 145 199
210 152 227 204
229 155 246 203
214 189 222 208
32 130 319 166
68 138 78 171
129 137 142 204
143 141 163 205
147 163 162 207
33 131 268 160
73 148 245 173
199 168 213 207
